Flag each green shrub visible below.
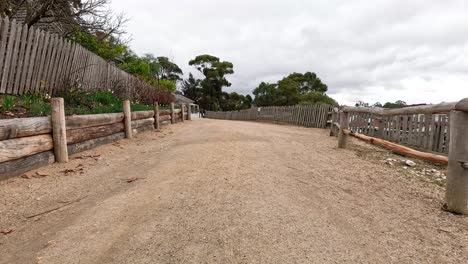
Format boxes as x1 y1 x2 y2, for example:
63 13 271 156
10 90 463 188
29 100 51 117
1 95 16 112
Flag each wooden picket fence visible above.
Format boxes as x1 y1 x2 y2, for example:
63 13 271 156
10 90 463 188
330 109 450 155
206 104 333 128
0 16 164 103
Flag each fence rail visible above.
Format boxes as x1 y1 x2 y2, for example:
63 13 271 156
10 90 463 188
330 111 450 155
0 16 163 103
206 104 332 128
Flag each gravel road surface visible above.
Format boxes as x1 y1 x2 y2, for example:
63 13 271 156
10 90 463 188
0 119 467 263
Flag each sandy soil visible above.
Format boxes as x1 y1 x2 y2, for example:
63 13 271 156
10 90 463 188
0 119 467 264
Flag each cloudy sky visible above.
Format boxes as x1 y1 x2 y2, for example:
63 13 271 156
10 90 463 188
111 0 468 106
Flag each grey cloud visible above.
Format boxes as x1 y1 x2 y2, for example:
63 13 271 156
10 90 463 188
111 0 468 105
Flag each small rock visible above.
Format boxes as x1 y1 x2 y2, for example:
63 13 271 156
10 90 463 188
405 160 416 167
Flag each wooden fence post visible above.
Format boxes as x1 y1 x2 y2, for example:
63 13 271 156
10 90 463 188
123 100 132 139
445 110 468 214
329 109 337 136
338 111 349 148
170 102 175 124
376 117 385 139
51 98 68 162
187 103 192 120
181 104 185 122
154 101 160 130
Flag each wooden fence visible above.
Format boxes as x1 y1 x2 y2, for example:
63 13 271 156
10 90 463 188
0 100 190 180
330 110 450 155
206 104 332 128
334 99 468 214
0 16 165 104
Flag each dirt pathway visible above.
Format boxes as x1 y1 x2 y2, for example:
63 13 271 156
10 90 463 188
0 119 467 263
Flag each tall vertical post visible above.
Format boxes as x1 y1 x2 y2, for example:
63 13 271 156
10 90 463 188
51 98 68 163
170 102 175 124
376 117 385 139
329 109 337 137
154 101 160 130
187 103 192 120
338 111 349 148
181 104 185 122
445 110 468 214
123 100 132 139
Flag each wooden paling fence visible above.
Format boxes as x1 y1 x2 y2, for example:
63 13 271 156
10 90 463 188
330 110 450 155
0 16 163 103
206 104 333 128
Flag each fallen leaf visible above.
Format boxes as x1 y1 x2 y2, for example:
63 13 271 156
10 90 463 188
74 154 101 160
21 174 32 179
0 229 13 235
33 172 48 178
61 168 83 175
125 177 146 183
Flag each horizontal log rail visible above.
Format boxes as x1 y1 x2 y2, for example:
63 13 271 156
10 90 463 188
0 99 194 181
0 116 51 140
343 102 457 116
343 129 448 165
66 113 124 130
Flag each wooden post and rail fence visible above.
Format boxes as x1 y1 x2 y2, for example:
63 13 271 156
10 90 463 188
333 99 468 214
0 99 191 180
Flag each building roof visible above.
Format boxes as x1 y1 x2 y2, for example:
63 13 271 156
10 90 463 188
173 93 195 104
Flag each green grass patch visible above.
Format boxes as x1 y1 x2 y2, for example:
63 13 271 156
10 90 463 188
1 90 160 118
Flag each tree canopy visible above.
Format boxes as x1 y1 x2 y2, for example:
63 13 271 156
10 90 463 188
118 52 182 92
188 55 235 111
355 100 407 108
253 72 337 107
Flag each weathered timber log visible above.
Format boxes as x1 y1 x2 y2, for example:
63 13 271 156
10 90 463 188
68 132 125 155
67 123 124 144
343 101 457 116
160 120 171 126
343 129 448 165
0 151 55 181
131 118 154 129
170 103 175 124
154 101 160 130
66 113 124 130
338 112 349 148
454 98 468 112
159 110 171 116
159 115 171 121
51 98 68 163
0 134 53 163
0 116 51 140
445 110 468 214
131 110 154 121
123 100 132 139
135 124 154 134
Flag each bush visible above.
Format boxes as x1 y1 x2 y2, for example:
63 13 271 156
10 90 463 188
1 95 16 112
